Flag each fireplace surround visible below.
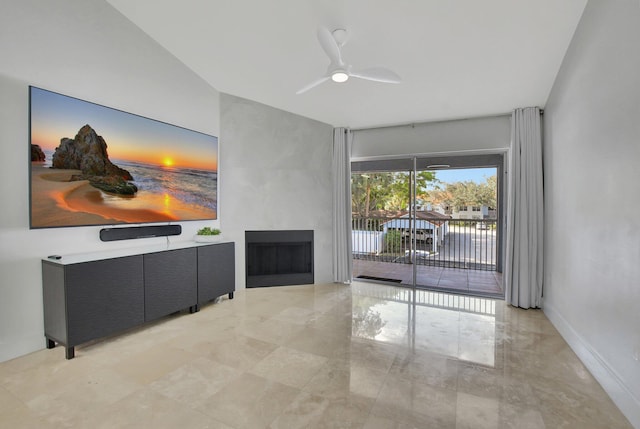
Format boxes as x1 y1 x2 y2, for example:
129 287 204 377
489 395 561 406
245 230 314 287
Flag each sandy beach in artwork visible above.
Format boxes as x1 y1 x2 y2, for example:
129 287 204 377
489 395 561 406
31 165 216 227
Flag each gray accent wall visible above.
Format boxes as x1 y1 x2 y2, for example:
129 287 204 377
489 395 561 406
543 1 640 426
220 94 334 288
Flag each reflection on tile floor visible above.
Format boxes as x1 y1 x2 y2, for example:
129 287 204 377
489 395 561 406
0 282 632 428
354 259 504 297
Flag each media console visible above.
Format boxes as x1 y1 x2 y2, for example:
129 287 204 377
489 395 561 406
42 241 235 359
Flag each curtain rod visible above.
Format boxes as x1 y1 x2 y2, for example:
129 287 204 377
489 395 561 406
350 109 543 132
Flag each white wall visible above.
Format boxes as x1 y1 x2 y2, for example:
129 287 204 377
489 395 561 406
351 115 511 160
543 0 640 426
0 0 221 362
220 94 334 287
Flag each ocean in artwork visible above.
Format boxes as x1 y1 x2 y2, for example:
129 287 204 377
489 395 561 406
117 159 217 212
33 149 217 227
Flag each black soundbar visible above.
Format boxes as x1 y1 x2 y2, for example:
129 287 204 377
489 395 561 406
99 225 182 242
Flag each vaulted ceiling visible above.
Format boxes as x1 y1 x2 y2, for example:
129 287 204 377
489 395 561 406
106 0 587 129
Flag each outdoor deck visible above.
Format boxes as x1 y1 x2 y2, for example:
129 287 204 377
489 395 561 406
353 259 504 297
352 216 503 298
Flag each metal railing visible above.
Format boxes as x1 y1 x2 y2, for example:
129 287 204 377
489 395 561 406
352 216 497 271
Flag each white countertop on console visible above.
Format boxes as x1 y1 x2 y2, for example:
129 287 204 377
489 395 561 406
43 240 233 266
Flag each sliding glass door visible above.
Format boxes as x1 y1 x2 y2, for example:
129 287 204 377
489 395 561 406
351 154 504 297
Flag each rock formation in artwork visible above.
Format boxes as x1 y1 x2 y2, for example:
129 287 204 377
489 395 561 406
52 124 138 195
31 144 46 162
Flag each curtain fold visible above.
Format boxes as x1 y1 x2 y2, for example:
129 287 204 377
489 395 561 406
505 107 544 308
332 127 353 283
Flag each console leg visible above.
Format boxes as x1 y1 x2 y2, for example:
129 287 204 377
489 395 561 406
228 292 234 299
46 338 55 349
190 305 199 313
65 347 75 360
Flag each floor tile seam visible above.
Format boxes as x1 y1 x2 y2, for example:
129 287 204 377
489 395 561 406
207 345 275 374
200 411 241 429
25 379 141 423
282 337 340 357
253 346 330 386
1 371 83 406
0 373 20 390
455 390 545 421
360 404 384 429
230 332 285 351
380 389 457 427
241 372 302 403
0 408 47 427
0 383 34 416
367 401 428 428
148 384 211 416
293 362 367 408
390 363 461 393
297 318 351 335
303 355 388 400
297 372 355 404
179 387 246 429
247 345 289 375
295 367 327 397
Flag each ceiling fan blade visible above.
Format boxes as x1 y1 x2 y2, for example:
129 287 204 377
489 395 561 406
296 75 330 94
350 67 402 84
317 27 342 65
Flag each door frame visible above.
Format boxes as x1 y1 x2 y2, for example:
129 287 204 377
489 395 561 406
352 152 506 273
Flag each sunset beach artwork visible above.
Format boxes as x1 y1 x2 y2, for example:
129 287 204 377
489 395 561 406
29 87 218 228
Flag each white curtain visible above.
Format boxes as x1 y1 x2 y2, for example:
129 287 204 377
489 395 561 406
332 127 353 283
505 107 544 308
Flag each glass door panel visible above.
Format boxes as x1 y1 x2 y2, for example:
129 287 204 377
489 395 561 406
351 160 414 285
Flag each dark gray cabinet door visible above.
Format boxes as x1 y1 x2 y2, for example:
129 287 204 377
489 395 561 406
43 262 68 345
65 256 144 346
144 248 197 321
197 243 235 305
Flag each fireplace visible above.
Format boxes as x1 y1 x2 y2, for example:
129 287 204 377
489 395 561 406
245 230 314 288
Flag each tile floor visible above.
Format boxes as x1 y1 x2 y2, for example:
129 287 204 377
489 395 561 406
353 259 504 297
0 282 632 428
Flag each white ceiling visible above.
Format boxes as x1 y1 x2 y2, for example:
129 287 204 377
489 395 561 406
106 0 587 129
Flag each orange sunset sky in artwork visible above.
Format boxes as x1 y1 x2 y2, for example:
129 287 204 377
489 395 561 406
30 87 218 172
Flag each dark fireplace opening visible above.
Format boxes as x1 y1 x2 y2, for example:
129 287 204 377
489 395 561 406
247 242 312 276
246 230 314 288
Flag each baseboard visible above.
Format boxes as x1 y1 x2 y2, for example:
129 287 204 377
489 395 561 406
543 303 640 428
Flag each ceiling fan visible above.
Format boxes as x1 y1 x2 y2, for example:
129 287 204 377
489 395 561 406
296 27 402 94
